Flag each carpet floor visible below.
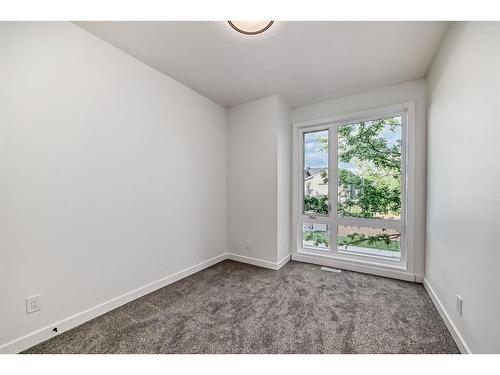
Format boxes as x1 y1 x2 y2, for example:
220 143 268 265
23 260 459 354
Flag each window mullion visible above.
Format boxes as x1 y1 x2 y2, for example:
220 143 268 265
329 124 339 254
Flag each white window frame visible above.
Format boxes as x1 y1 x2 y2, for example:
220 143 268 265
292 102 416 281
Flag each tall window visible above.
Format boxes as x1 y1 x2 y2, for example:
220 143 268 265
299 113 406 264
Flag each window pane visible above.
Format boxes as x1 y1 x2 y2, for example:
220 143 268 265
338 225 401 260
303 222 330 250
304 130 328 216
337 116 402 220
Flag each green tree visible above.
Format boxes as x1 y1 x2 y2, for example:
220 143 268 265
303 229 329 247
336 118 401 219
304 195 329 215
316 117 402 249
338 118 401 174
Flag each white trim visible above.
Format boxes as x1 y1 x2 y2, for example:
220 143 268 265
0 253 227 354
0 252 292 353
298 246 406 270
294 102 415 129
405 101 417 276
292 253 418 282
226 253 290 271
423 278 471 354
277 254 291 269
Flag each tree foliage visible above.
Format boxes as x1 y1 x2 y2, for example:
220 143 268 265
304 195 329 215
337 169 400 218
338 231 400 251
338 118 401 174
303 230 329 247
336 117 401 219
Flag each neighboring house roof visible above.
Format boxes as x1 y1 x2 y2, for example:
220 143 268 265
304 167 327 180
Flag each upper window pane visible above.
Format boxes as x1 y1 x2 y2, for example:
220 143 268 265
303 130 328 216
337 116 402 220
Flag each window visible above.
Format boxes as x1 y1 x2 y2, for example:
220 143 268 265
295 108 409 267
303 129 329 216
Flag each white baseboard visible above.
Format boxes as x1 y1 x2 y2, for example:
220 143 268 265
423 278 471 354
225 253 290 271
277 254 291 269
1 252 293 354
0 253 227 354
414 274 424 283
291 253 419 282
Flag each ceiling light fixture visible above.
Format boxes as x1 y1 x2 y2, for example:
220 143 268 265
228 21 274 35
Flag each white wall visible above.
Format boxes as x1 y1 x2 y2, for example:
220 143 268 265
0 22 227 349
292 80 427 277
426 22 500 353
226 95 291 264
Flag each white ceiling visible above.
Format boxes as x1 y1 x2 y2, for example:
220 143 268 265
76 21 448 108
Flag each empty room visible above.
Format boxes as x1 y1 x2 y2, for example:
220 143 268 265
1 2 500 369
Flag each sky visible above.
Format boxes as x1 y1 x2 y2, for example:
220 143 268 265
304 130 328 168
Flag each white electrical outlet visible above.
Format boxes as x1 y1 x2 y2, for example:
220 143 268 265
245 240 251 249
456 295 463 316
26 294 41 314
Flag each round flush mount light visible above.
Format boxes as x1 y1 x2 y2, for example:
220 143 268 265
228 21 274 35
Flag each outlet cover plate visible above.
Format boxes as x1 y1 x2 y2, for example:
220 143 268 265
26 294 41 314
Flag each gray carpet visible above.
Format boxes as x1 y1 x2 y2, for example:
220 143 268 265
23 260 459 354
